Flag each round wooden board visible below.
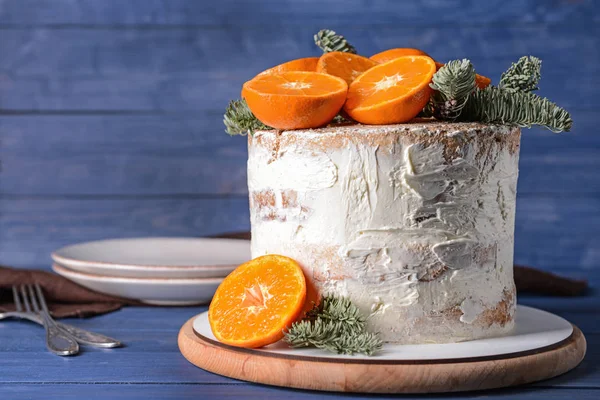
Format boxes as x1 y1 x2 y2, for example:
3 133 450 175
178 316 586 393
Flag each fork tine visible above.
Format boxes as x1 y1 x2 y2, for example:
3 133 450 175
27 284 41 313
20 285 32 313
34 284 51 315
12 286 23 312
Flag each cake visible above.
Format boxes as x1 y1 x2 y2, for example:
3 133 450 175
248 121 521 343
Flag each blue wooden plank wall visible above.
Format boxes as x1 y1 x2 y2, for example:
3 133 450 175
0 0 599 276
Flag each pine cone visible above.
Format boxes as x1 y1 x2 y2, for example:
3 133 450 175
432 99 462 120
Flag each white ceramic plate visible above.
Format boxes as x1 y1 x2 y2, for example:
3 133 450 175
52 237 250 279
53 264 222 305
193 305 573 360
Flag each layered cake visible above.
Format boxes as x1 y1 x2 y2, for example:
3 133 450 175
248 122 520 343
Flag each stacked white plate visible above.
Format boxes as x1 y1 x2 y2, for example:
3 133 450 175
51 238 251 305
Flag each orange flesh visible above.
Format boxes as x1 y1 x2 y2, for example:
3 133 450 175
209 255 307 348
242 71 348 130
316 51 379 85
257 57 319 76
245 72 346 96
346 56 436 110
370 48 430 63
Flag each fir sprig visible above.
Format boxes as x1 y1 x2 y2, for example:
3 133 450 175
499 56 542 93
307 295 365 328
462 86 573 133
314 29 357 54
429 58 572 132
223 99 271 136
429 59 476 119
284 295 383 356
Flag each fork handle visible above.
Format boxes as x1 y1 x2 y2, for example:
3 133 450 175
56 322 122 348
42 316 79 356
4 312 121 348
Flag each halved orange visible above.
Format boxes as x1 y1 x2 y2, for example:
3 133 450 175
257 57 319 76
475 74 492 89
435 61 491 89
370 48 430 63
242 71 348 130
344 55 436 125
316 51 379 85
208 255 307 348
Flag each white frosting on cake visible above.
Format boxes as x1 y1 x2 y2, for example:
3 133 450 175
248 122 520 343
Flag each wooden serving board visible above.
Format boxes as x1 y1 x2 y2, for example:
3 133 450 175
178 316 586 394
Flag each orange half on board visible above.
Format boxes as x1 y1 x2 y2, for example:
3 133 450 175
316 51 379 85
242 71 348 130
344 55 436 125
208 254 307 348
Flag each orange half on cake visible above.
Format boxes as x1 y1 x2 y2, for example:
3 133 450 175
344 55 436 125
316 51 378 85
208 255 307 348
370 48 430 63
242 71 348 130
257 57 319 76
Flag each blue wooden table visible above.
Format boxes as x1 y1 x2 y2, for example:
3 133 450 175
0 291 598 399
0 0 598 398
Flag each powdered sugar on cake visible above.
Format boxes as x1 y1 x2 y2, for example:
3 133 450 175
248 122 520 343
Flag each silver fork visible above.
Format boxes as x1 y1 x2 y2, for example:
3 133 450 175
2 285 122 348
13 284 79 356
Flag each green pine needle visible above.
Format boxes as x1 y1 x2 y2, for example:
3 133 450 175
429 59 476 119
314 29 357 54
331 114 353 124
332 331 383 356
309 295 365 331
285 319 382 355
284 295 383 356
223 99 271 136
429 57 572 132
461 86 573 133
499 56 542 93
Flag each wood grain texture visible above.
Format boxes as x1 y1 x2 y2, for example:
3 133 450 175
0 385 599 400
0 0 597 26
178 316 586 393
0 111 597 196
0 113 248 196
0 197 250 268
0 24 597 111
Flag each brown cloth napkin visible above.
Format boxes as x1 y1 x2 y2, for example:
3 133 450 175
0 232 588 319
0 266 139 318
513 265 588 296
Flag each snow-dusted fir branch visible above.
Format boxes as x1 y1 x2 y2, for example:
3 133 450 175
285 319 382 356
223 99 271 136
430 57 571 132
499 56 542 93
462 87 573 133
284 295 383 356
429 59 476 119
314 29 357 54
